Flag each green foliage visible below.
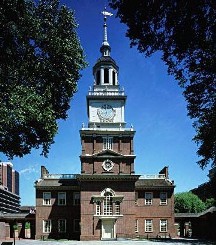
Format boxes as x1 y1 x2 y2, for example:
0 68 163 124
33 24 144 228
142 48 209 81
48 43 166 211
110 0 216 169
0 0 86 158
13 224 18 230
175 192 206 213
25 222 30 229
205 198 216 209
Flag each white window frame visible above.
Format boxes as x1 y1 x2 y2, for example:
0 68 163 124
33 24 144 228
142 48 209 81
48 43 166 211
43 192 51 206
73 192 80 206
160 192 167 205
135 219 139 233
58 219 66 233
115 201 120 215
43 220 51 233
103 193 113 215
103 137 113 150
145 219 153 232
145 192 153 205
160 219 168 232
96 201 101 215
58 192 66 206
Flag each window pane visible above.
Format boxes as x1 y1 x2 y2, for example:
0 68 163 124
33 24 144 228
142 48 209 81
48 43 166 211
43 220 51 233
145 192 153 205
58 219 66 233
145 219 153 232
160 219 167 232
43 192 51 205
58 192 66 205
73 192 80 205
160 192 167 205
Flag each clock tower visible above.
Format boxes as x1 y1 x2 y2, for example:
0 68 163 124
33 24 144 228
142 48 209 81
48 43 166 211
79 10 139 241
80 11 136 175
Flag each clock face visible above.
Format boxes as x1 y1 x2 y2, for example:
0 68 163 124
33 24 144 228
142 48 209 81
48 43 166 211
97 104 116 122
102 160 114 171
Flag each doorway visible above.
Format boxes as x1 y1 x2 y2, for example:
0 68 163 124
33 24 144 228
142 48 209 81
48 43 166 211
101 220 115 239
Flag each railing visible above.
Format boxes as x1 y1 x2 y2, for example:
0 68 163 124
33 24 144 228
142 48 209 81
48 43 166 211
81 127 134 132
43 174 77 179
139 174 166 179
88 90 125 96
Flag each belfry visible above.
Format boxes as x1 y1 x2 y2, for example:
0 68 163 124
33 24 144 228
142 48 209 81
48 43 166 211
35 10 175 241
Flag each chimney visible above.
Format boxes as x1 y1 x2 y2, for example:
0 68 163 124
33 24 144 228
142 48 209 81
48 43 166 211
159 166 169 178
41 166 49 178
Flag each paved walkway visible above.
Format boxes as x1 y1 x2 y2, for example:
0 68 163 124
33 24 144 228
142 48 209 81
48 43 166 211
0 239 213 245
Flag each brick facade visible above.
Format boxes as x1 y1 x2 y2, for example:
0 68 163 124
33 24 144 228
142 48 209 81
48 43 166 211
35 12 175 241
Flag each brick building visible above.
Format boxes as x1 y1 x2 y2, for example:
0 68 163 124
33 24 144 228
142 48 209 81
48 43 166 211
0 162 20 213
35 12 175 241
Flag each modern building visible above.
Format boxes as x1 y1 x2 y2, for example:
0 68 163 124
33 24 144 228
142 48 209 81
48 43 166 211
35 12 175 241
0 162 20 213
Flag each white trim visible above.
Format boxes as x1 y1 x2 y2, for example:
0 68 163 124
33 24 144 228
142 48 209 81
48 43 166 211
145 219 153 232
145 192 153 205
43 219 51 233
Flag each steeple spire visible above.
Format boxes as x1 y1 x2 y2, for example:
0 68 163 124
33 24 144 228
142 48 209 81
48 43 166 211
100 8 113 56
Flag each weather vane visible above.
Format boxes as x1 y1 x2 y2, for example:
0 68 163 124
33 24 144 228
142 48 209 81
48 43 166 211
101 8 113 46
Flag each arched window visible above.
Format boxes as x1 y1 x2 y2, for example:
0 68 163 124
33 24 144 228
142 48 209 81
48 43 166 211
96 70 100 85
104 191 113 215
104 68 109 84
113 71 116 85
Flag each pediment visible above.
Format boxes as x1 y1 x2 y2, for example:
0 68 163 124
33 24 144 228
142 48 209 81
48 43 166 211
92 149 124 157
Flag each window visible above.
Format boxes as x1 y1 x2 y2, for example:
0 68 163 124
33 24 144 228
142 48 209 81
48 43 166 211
160 192 167 205
103 192 113 215
160 219 168 232
103 137 113 150
135 219 139 233
145 219 153 232
96 70 100 85
73 192 80 205
104 68 109 84
58 192 66 205
115 201 120 215
43 220 51 233
145 192 153 205
113 71 116 85
58 219 66 233
74 219 80 232
43 192 51 205
96 201 101 215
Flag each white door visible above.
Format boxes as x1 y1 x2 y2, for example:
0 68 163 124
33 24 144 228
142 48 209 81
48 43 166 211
102 220 114 239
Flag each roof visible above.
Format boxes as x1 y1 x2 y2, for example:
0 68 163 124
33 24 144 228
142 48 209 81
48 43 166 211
135 178 175 190
93 56 118 70
35 178 80 189
175 206 216 219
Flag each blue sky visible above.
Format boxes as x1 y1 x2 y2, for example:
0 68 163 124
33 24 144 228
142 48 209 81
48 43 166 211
0 0 211 206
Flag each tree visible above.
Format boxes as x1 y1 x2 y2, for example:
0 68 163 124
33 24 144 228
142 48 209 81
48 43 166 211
175 192 206 213
0 0 86 158
109 0 216 169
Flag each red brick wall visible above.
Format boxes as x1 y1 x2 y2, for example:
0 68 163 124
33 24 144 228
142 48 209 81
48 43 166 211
35 189 80 240
80 180 136 240
135 189 175 238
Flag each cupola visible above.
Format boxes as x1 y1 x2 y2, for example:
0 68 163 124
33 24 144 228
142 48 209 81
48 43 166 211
93 9 119 87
